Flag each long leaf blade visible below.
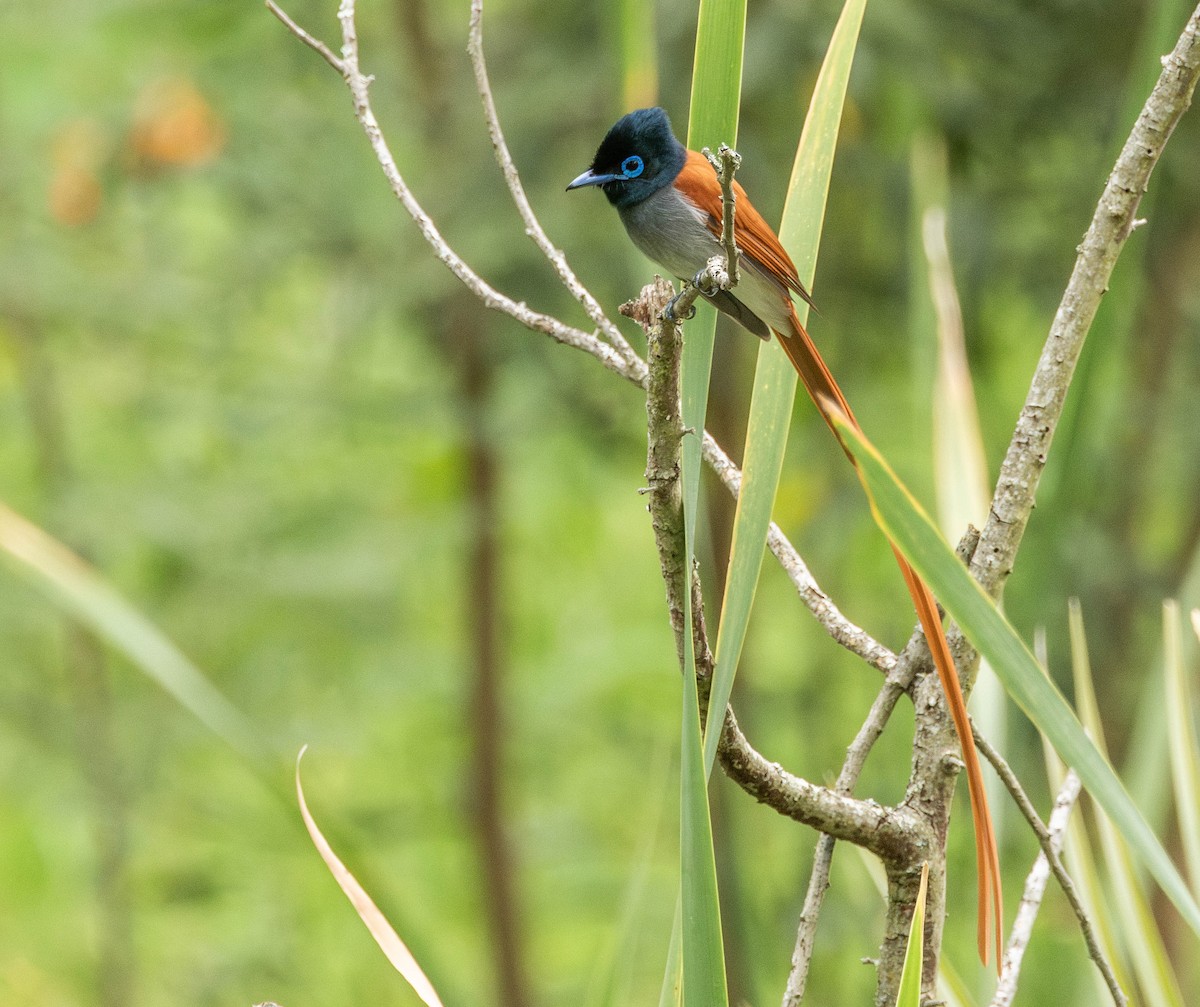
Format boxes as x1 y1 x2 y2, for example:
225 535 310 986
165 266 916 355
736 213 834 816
670 4 747 1007
1165 601 1200 897
295 749 447 1007
894 863 929 1007
680 643 726 1007
0 500 258 756
1069 605 1186 1007
830 413 1200 939
702 0 869 773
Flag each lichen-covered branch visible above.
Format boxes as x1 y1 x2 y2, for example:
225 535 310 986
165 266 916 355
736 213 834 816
971 6 1200 602
627 278 920 862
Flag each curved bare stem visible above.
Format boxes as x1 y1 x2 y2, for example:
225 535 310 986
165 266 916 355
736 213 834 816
467 0 642 373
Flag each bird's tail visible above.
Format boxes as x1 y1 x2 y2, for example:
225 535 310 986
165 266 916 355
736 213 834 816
776 304 1003 969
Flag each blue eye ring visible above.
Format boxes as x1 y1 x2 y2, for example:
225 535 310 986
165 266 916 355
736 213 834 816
620 155 644 179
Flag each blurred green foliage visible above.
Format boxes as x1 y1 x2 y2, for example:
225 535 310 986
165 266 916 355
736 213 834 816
1 1 1198 1006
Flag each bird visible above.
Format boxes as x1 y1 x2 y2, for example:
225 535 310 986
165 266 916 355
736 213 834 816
568 106 1002 967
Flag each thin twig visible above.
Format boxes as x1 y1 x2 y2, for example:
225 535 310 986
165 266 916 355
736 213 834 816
990 769 1083 1007
782 669 909 1005
467 0 642 373
703 144 741 287
265 0 344 72
974 731 1126 1007
662 145 741 319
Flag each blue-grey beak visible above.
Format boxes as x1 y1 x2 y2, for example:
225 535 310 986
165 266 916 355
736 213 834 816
566 168 621 191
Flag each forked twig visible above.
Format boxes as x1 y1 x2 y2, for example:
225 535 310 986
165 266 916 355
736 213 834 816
467 0 642 372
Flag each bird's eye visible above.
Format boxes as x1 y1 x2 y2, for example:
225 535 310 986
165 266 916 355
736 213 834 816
621 155 644 179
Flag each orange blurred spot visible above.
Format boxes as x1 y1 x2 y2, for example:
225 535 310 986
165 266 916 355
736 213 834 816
130 77 225 167
48 118 106 226
49 163 102 226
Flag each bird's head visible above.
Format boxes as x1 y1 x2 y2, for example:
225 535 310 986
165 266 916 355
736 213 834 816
567 107 687 209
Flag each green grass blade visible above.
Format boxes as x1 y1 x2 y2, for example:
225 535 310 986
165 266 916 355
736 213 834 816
658 898 683 1007
685 0 745 151
1069 604 1187 1007
1164 600 1200 897
0 500 260 757
829 414 1200 940
681 0 745 555
583 746 671 1007
895 863 929 1007
934 953 973 1007
702 0 868 774
669 5 747 1007
913 142 989 542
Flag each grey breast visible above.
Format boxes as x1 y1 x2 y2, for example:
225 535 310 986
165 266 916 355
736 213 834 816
617 183 789 341
617 184 718 282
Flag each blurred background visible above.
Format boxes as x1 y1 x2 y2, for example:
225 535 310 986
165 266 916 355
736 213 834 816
2 0 1199 1005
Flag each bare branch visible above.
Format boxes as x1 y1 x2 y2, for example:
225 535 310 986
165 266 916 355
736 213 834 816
467 0 642 373
267 0 643 385
264 0 345 73
629 277 914 860
639 278 691 670
716 706 927 861
989 769 1084 1007
781 669 909 1006
971 6 1200 602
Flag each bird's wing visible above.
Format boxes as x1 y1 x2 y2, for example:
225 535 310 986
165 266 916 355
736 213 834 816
677 149 816 309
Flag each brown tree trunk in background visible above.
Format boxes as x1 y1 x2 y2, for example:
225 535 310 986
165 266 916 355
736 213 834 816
446 298 532 1007
389 0 533 988
393 0 450 134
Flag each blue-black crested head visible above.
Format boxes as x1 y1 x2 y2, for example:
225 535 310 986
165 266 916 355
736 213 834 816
567 107 687 209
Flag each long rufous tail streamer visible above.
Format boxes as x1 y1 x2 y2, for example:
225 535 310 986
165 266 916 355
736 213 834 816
777 303 1003 968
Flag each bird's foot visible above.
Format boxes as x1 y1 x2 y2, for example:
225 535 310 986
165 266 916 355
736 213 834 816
662 289 697 323
692 268 721 298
